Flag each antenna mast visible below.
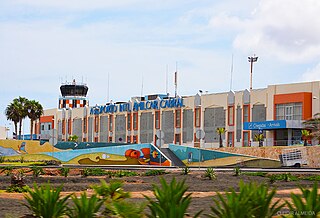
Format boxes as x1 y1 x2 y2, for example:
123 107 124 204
166 64 168 95
107 73 110 102
230 54 234 91
141 73 144 97
174 62 178 98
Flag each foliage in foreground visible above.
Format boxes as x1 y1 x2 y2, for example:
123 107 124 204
181 166 190 175
67 192 104 218
23 183 71 218
144 177 202 218
59 167 70 177
144 169 167 176
207 181 284 218
286 182 320 218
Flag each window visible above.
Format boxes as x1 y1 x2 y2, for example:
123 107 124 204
83 117 87 133
175 109 181 128
243 131 249 147
127 135 131 143
243 105 250 122
133 112 138 130
83 137 87 142
276 103 302 120
94 116 99 133
155 111 160 129
68 118 71 135
127 113 132 130
48 124 51 130
108 136 113 142
109 115 113 132
133 135 138 143
175 133 181 145
228 106 234 126
195 107 201 127
62 120 65 135
227 132 234 147
41 125 45 131
94 137 98 142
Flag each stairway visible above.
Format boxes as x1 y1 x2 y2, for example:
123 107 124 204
160 148 185 167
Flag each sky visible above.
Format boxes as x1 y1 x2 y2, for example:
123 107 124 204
1 0 320 134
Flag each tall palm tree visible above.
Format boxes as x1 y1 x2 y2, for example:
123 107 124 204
14 97 28 139
26 100 43 140
216 127 226 148
5 101 20 138
303 113 320 144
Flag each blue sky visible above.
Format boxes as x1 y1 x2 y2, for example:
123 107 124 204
1 0 320 133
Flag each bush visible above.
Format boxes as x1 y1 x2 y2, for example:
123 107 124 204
234 166 241 176
144 177 202 218
302 175 320 181
92 180 130 201
144 169 167 176
23 183 71 218
207 181 284 218
6 185 30 193
66 192 104 218
204 168 216 180
181 166 190 175
268 173 299 183
59 167 70 177
286 182 320 217
30 166 45 178
81 168 106 177
105 170 139 178
242 172 267 177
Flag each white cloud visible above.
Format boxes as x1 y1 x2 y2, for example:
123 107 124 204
302 63 320 81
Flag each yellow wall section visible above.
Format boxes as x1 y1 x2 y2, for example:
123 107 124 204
0 140 62 154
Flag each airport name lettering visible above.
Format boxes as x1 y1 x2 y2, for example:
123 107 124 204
90 98 184 115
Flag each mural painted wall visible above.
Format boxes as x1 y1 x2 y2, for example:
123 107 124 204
0 140 171 166
169 144 281 167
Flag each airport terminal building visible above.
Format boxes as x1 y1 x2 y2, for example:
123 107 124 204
36 81 320 147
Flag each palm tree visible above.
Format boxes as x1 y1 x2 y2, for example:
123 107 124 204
15 97 28 139
303 113 320 144
26 100 43 140
68 135 79 142
254 134 264 147
5 102 20 138
216 127 226 148
301 129 311 146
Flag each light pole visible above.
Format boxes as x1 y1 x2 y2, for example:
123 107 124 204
248 55 258 90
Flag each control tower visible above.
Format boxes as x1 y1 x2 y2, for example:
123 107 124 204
58 79 89 109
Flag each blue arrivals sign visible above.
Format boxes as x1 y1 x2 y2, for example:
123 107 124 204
243 120 287 130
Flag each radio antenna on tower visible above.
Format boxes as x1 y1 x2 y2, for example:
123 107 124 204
174 62 178 98
166 64 168 95
107 73 110 102
141 73 144 97
230 54 234 91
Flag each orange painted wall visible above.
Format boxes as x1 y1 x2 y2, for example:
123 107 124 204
40 115 54 128
274 92 312 120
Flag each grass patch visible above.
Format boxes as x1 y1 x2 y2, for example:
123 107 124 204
302 175 320 181
144 169 168 176
242 172 268 177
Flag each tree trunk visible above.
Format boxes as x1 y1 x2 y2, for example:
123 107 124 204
304 139 307 146
219 133 223 148
19 119 22 140
30 120 34 140
14 122 18 139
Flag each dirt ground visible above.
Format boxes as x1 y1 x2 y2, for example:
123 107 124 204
0 168 318 218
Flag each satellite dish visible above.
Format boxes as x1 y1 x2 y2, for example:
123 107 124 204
156 130 164 139
196 129 205 140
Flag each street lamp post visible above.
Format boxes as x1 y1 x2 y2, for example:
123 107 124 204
248 55 258 90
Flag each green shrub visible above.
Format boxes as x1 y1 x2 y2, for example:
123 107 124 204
109 200 146 218
242 172 267 177
30 166 45 178
302 175 320 181
6 185 30 193
66 192 104 218
286 182 320 218
23 183 71 218
204 168 216 180
234 166 241 176
92 180 130 201
181 166 190 175
268 173 299 183
81 168 106 177
59 167 70 177
207 181 284 218
0 166 14 176
144 177 202 218
144 169 167 176
106 170 139 178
